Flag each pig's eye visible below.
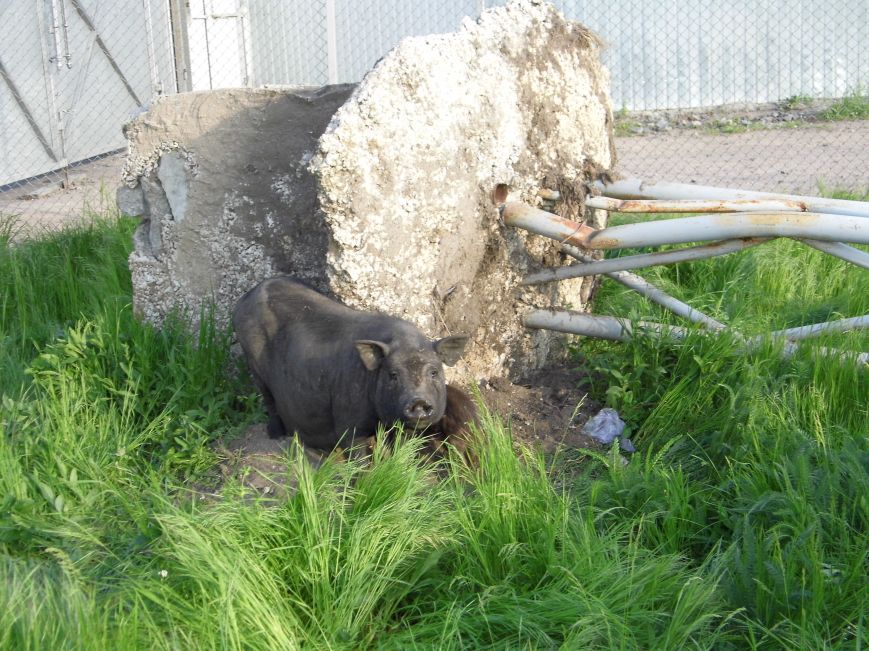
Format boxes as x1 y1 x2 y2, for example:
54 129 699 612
389 371 399 382
430 369 439 379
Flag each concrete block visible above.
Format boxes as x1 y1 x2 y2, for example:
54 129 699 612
122 1 615 381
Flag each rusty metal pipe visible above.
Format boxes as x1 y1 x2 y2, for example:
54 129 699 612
506 202 869 250
523 237 768 284
585 211 869 249
503 202 726 329
502 202 596 247
586 197 808 213
591 178 869 219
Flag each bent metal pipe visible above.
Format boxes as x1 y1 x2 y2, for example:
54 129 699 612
501 202 869 250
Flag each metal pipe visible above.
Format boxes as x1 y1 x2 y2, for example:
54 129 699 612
559 243 729 331
585 211 869 249
523 237 768 284
502 202 596 247
804 347 869 366
538 188 561 201
799 239 869 270
591 178 869 219
503 203 862 354
49 0 64 68
142 0 161 94
524 310 868 367
325 0 339 84
761 315 869 342
523 310 688 342
57 0 72 68
507 202 869 251
586 196 808 213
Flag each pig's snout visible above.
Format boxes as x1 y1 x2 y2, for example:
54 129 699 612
405 398 434 421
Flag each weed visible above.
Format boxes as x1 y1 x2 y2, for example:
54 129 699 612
781 93 814 110
820 89 869 121
612 105 646 137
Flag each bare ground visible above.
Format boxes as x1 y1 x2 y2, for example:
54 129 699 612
616 119 869 195
0 153 125 237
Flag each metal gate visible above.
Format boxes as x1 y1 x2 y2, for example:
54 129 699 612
0 0 176 187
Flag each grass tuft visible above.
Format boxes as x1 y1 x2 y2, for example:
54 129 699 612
820 89 869 121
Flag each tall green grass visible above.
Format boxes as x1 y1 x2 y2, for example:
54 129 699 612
1 203 866 649
575 207 868 648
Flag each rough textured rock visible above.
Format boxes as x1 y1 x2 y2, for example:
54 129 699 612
312 1 614 380
121 0 615 381
122 85 356 325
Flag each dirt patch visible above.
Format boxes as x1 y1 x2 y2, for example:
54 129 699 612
210 360 604 500
208 424 329 502
478 362 604 454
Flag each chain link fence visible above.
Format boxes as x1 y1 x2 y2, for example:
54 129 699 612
2 0 868 232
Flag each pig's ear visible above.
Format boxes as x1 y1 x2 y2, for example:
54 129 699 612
434 335 469 367
355 340 391 371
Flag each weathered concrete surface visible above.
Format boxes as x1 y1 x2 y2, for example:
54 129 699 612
312 1 614 380
122 85 355 325
122 0 615 381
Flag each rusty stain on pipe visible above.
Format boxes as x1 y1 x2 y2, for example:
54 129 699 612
591 177 869 219
501 202 596 247
585 211 869 249
586 197 808 213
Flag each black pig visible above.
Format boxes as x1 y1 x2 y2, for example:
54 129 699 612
233 276 469 451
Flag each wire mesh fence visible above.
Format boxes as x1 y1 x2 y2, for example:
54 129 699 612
1 0 867 232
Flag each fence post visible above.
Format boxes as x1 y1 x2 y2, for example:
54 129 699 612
325 0 339 84
167 0 192 92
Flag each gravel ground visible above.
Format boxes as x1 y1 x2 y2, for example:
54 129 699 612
616 119 869 195
2 120 867 236
1 153 126 237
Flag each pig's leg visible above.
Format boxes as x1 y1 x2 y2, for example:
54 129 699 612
250 369 286 438
266 411 286 439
